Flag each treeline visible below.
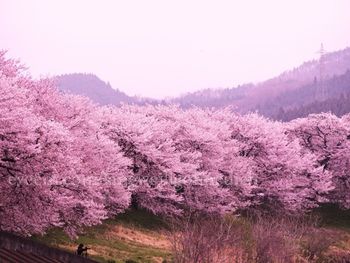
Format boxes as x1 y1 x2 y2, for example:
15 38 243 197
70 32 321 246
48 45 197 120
1 52 350 237
260 69 350 120
276 93 350 121
56 73 135 105
168 47 350 117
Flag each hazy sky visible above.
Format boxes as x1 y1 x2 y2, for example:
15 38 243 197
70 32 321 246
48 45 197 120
1 0 350 98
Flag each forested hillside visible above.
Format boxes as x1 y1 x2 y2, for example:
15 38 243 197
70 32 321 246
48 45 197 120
57 47 350 121
170 47 350 118
56 73 135 105
263 69 350 120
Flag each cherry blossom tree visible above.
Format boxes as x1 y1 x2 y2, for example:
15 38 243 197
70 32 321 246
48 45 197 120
287 113 350 208
0 51 131 236
96 105 221 214
1 51 345 238
230 113 333 212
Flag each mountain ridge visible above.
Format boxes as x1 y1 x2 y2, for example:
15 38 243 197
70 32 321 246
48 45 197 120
56 46 350 120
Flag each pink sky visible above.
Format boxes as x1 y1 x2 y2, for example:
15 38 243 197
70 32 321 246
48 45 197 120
1 0 350 98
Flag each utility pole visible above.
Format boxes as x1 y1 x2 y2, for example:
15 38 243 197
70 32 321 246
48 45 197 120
317 43 326 100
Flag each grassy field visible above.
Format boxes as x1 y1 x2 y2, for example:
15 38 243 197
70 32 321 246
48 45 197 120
32 209 172 263
32 206 350 263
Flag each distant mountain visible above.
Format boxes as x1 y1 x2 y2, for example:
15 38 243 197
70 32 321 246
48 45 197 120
56 47 350 120
273 70 350 121
277 93 350 122
170 47 350 116
56 73 136 105
170 83 254 109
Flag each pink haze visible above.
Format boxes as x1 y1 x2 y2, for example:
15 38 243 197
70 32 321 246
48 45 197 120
1 0 350 98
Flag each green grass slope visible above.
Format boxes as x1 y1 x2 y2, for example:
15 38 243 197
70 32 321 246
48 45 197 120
31 205 350 263
32 209 171 263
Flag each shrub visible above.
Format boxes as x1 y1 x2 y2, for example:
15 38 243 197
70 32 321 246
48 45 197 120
167 213 249 263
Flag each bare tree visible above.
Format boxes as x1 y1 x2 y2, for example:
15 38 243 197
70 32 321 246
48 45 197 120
250 214 306 263
167 213 249 263
167 211 338 263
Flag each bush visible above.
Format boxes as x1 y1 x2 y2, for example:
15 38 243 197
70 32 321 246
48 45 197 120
301 228 337 261
250 215 305 263
167 213 249 263
167 213 338 263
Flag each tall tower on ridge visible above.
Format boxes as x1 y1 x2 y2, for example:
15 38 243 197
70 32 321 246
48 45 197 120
317 43 326 100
